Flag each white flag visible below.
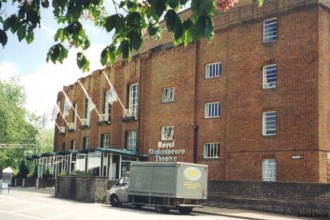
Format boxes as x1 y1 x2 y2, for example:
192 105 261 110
51 103 60 121
107 87 118 104
87 97 96 112
63 97 73 118
78 80 96 112
42 113 49 128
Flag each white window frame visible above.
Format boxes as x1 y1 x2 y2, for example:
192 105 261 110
205 102 221 118
126 130 137 151
162 87 176 103
101 133 110 148
262 111 276 136
203 143 220 159
263 64 277 89
103 90 111 121
263 18 277 43
161 126 174 141
82 136 90 149
129 83 139 118
205 62 222 79
262 159 276 182
70 140 75 150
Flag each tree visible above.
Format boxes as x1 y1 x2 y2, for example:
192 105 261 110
0 77 39 173
0 0 263 72
37 128 54 153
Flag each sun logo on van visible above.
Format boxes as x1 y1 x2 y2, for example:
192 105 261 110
183 167 202 181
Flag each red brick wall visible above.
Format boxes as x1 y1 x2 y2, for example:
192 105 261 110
53 0 330 182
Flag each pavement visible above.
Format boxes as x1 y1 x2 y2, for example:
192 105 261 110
5 187 300 220
193 205 299 220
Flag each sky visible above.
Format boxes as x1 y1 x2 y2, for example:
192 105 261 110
0 4 113 129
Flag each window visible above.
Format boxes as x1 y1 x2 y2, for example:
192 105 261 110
128 84 139 118
263 64 277 89
62 143 65 151
70 140 75 150
101 133 110 148
263 18 277 43
203 143 220 159
162 87 175 103
103 91 111 121
205 102 221 118
161 126 174 140
205 62 222 78
72 103 77 123
84 98 88 118
126 131 137 151
262 159 276 181
82 136 90 149
262 111 276 136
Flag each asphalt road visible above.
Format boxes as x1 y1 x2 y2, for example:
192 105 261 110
0 187 239 220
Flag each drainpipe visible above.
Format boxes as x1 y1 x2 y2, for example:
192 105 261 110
193 125 198 164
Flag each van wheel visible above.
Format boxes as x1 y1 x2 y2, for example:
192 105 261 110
179 207 193 215
155 206 170 213
134 204 142 209
110 195 120 207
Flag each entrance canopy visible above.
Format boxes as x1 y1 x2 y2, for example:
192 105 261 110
29 147 148 180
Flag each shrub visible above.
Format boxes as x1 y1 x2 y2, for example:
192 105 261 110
58 172 67 177
27 173 34 178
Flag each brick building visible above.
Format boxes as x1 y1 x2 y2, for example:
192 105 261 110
49 0 330 182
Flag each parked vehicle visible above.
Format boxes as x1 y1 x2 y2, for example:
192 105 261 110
109 162 208 214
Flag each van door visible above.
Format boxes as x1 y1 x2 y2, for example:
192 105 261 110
116 174 130 203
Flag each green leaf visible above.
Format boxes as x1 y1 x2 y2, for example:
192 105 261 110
148 23 160 37
105 15 116 32
4 15 18 32
54 28 65 42
67 0 83 21
126 12 142 28
128 29 142 51
155 0 166 18
77 52 90 72
0 30 8 47
179 0 189 5
26 10 40 28
167 0 178 9
204 16 214 41
191 0 212 16
258 0 264 6
173 19 183 41
100 45 116 65
17 25 26 42
118 40 130 59
165 10 177 32
46 43 68 64
127 1 138 12
41 0 50 8
105 14 124 33
26 31 34 44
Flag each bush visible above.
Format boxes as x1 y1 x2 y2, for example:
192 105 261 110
16 160 29 178
58 172 67 177
27 173 34 178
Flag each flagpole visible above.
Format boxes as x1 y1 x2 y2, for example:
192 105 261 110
102 71 128 116
61 90 84 123
77 80 101 118
55 122 61 130
59 111 70 127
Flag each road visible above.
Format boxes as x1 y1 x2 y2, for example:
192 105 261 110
0 187 239 220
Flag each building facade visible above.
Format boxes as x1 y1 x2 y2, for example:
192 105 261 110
50 0 330 182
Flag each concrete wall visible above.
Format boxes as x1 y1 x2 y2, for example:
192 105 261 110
55 176 107 202
208 181 330 215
